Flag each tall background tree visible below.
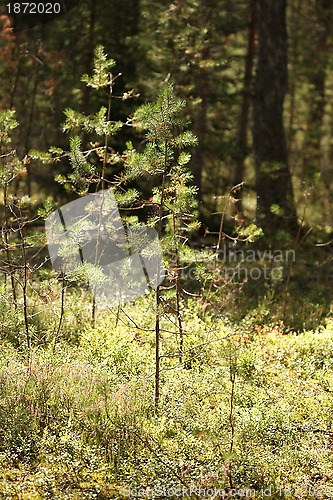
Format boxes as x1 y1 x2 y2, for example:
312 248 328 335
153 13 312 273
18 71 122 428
252 0 298 235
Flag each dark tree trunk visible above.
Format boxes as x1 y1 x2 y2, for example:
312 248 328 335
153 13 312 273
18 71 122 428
83 0 96 117
233 0 257 212
191 56 208 200
303 0 332 182
82 0 96 150
190 0 213 200
252 0 298 234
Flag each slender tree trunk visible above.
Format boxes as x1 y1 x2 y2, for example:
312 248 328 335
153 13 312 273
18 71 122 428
189 0 214 201
191 66 208 199
23 74 39 197
155 153 167 411
233 0 257 212
285 0 300 159
82 0 96 150
252 0 298 234
303 0 332 182
83 0 96 116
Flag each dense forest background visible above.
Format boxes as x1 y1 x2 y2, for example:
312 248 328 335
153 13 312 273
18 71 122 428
1 0 332 232
1 0 333 326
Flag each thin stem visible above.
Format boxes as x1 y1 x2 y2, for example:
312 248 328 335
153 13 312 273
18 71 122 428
154 140 168 411
3 184 17 310
92 72 113 323
92 295 96 327
228 342 236 489
172 212 183 363
52 273 66 353
17 204 31 350
101 73 113 191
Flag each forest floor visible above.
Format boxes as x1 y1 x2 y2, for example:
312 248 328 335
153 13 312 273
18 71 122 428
0 291 333 499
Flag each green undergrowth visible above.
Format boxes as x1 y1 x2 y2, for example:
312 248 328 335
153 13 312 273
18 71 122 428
0 294 333 499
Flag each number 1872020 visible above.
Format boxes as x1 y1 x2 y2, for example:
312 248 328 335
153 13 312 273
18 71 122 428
6 3 61 14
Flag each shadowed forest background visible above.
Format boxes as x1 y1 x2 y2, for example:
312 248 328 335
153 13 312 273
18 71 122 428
1 0 333 325
1 0 333 498
1 0 333 231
